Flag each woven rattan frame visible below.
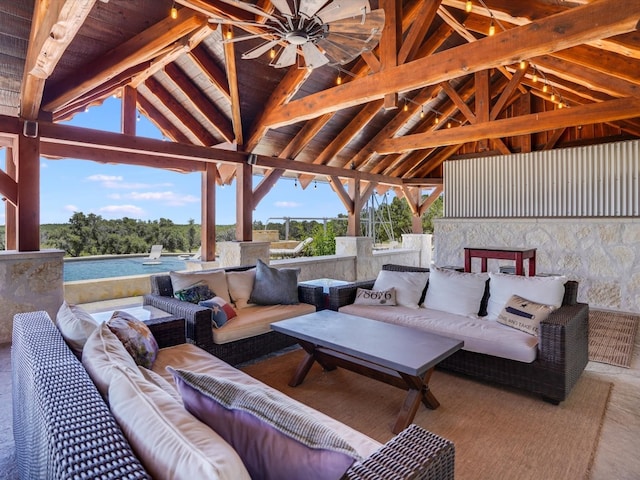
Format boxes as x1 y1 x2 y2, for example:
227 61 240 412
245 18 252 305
328 263 589 403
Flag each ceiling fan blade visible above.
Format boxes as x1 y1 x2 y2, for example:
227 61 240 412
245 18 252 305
242 39 281 59
316 0 370 24
327 9 384 37
301 42 330 69
316 37 363 65
271 43 298 68
298 0 329 19
223 32 275 44
269 0 293 17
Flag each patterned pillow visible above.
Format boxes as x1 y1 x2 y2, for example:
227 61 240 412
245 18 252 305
107 310 159 369
497 294 556 336
169 368 361 480
353 287 396 306
199 296 238 328
174 281 214 304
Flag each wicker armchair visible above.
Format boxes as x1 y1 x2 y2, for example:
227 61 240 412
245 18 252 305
143 264 325 365
328 263 589 404
12 310 455 480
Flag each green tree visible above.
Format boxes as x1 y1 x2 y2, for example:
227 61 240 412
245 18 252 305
421 193 444 234
187 219 197 251
310 223 336 255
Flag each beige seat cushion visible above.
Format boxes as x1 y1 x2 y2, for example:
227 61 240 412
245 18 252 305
212 303 316 344
82 322 140 400
152 343 382 460
109 366 251 480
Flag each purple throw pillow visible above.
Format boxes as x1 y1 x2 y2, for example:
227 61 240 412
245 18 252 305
168 368 360 480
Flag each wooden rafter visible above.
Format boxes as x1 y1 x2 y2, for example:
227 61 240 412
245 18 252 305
222 24 242 145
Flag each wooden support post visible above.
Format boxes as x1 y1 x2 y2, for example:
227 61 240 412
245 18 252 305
235 162 253 241
347 178 361 237
201 163 216 261
121 86 137 136
17 129 40 252
4 147 16 250
475 70 490 152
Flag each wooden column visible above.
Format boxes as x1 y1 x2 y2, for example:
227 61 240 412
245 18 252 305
411 215 423 233
235 162 253 241
200 163 217 261
4 147 16 250
475 70 490 152
17 128 40 252
347 178 361 237
121 86 137 136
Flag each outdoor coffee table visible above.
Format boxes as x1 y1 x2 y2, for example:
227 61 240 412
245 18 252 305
271 310 463 434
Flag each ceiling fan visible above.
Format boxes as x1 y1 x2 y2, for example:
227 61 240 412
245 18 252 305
209 0 385 69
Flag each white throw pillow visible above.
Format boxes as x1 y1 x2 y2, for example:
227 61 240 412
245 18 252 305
373 270 429 309
170 270 231 303
423 267 488 317
353 287 396 306
486 272 567 320
55 301 99 357
226 269 256 309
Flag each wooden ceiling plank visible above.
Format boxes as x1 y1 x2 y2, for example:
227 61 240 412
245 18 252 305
378 96 640 154
437 5 475 43
21 0 96 119
145 76 216 146
490 66 528 121
262 0 640 129
412 144 462 178
552 46 640 86
398 0 441 64
42 10 207 112
189 46 231 101
164 62 234 142
222 24 242 146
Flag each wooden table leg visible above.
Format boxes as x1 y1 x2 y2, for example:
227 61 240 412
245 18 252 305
289 350 316 387
393 368 439 434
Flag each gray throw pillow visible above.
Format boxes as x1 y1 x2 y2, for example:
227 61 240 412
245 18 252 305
249 259 300 305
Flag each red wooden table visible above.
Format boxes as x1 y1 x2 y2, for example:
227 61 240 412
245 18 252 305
464 247 537 276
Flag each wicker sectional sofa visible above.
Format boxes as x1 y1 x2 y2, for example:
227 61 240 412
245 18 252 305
329 264 589 404
12 310 456 480
143 264 325 365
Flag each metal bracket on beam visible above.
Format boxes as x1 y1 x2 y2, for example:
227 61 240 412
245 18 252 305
22 121 38 138
247 153 258 165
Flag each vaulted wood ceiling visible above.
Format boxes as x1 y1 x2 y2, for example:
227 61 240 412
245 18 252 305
2 0 640 192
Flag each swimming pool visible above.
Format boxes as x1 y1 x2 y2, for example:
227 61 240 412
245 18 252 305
64 256 187 281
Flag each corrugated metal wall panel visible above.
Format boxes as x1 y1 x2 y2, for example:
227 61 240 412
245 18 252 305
444 139 640 217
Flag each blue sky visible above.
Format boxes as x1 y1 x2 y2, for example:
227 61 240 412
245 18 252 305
1 96 357 226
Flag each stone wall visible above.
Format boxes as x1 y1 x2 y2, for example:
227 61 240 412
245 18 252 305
0 250 65 344
434 218 640 313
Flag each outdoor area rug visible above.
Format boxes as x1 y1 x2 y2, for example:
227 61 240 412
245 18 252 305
589 309 639 368
242 349 612 480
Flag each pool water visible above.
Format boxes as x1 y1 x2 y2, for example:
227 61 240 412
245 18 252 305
64 256 187 281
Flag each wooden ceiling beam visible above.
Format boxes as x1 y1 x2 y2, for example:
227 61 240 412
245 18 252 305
279 114 335 160
262 0 640 129
164 62 234 142
221 24 242 146
144 76 217 146
398 1 441 64
137 93 193 144
377 96 640 154
42 9 207 112
189 46 231 101
380 0 401 109
20 0 96 120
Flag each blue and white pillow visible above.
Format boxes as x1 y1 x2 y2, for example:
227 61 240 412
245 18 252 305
200 296 237 328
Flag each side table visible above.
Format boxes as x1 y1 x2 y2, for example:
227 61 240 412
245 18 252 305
299 278 351 309
464 247 536 276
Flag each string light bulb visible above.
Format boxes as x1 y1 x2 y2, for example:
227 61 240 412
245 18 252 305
543 84 548 93
420 107 425 119
403 101 409 112
269 48 276 59
170 3 178 19
434 115 439 125
488 20 495 36
550 93 556 102
336 73 342 85
465 0 473 13
447 121 452 129
294 178 298 188
532 72 538 83
520 60 526 70
558 102 564 109
225 29 233 40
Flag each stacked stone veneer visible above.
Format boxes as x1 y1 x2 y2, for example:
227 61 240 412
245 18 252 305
0 250 64 344
434 218 640 313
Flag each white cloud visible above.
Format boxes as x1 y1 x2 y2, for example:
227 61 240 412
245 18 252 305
86 174 172 190
274 201 302 208
125 191 198 206
41 161 48 168
98 204 146 218
64 204 79 213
